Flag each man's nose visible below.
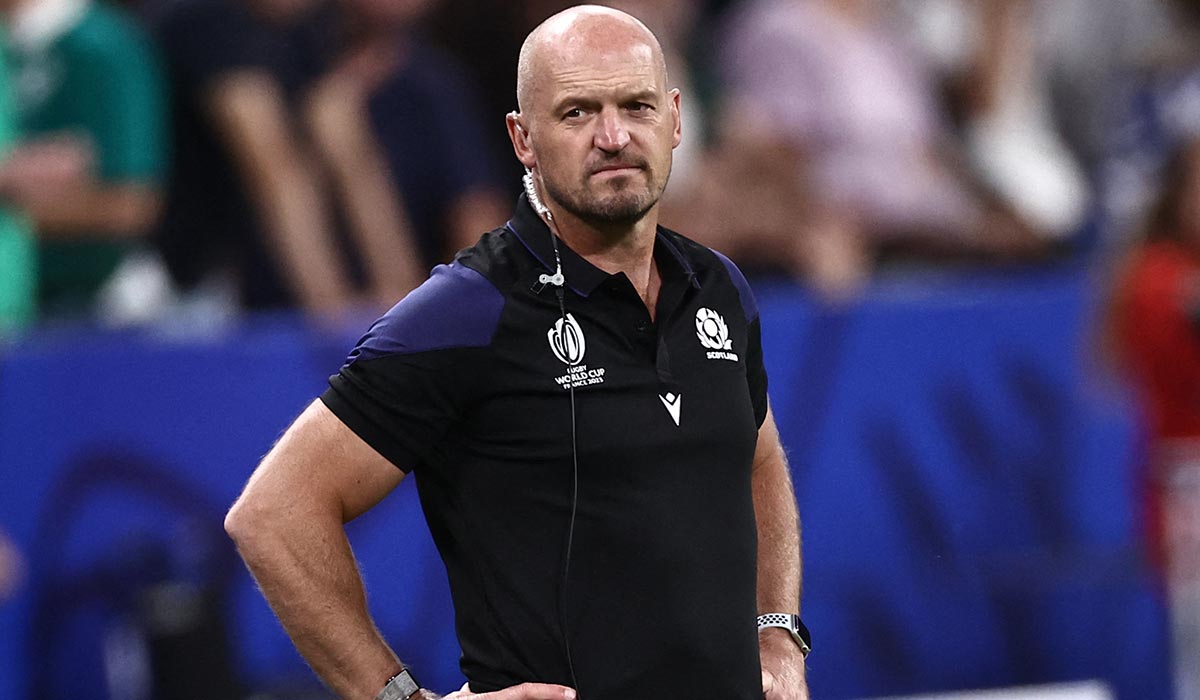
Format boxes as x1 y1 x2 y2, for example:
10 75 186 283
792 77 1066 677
594 110 631 153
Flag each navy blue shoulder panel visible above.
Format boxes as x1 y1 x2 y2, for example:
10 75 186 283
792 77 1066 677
711 249 759 323
347 261 505 364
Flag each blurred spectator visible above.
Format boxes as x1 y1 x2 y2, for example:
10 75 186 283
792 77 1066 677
1110 138 1200 700
1 0 166 318
335 0 507 266
699 0 1051 300
1102 0 1200 248
0 28 35 335
898 0 1090 239
153 0 424 322
943 0 1169 179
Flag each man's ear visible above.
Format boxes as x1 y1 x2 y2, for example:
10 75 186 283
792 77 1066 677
506 111 537 168
669 89 682 149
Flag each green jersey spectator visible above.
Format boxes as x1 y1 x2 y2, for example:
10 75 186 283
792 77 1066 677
0 29 34 334
3 0 166 316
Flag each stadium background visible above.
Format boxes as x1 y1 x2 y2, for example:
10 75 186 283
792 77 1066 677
1 0 1196 698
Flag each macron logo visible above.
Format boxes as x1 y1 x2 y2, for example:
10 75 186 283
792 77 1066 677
659 392 682 426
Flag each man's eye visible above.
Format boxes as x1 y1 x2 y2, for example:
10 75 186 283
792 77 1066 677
629 102 651 112
563 108 584 119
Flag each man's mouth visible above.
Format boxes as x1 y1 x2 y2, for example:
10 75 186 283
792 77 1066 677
591 163 643 175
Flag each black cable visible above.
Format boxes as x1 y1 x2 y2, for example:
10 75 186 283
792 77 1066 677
555 284 581 696
524 169 581 694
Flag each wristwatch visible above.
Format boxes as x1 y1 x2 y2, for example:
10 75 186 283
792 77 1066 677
757 613 812 659
375 668 421 700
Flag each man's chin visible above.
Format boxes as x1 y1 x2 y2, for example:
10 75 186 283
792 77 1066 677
545 179 659 226
583 195 655 225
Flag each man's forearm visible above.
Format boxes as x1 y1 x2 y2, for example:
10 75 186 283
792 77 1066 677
750 411 809 699
226 506 401 700
752 422 802 614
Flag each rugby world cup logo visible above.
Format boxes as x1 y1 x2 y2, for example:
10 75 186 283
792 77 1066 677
695 308 732 351
548 313 586 365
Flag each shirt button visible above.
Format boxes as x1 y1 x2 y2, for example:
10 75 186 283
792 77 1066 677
636 321 649 332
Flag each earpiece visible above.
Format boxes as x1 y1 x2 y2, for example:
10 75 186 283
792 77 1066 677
521 170 564 288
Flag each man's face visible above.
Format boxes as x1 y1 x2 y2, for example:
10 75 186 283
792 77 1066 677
523 39 681 227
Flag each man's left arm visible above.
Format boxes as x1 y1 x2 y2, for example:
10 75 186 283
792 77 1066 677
753 406 810 700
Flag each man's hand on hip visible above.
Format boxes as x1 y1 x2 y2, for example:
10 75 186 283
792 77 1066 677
760 628 810 700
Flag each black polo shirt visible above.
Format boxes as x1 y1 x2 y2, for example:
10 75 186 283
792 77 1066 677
321 194 769 700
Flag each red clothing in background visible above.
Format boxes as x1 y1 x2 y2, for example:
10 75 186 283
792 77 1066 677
1115 239 1200 574
1117 240 1200 440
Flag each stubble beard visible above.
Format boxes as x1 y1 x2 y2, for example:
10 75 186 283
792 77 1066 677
543 167 668 228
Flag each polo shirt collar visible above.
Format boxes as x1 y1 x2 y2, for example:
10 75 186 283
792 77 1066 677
505 193 699 298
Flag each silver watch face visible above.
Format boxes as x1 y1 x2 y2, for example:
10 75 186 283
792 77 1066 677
376 669 420 700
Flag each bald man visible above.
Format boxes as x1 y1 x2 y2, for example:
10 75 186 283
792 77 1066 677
225 6 810 700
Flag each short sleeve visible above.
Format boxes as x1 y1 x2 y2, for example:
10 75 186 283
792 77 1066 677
744 317 768 428
320 262 505 471
714 250 768 428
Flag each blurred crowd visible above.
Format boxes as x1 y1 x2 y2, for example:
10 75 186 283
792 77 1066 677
1 0 1199 332
4 0 1200 696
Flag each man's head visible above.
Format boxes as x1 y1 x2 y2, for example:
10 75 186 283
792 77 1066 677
507 5 681 229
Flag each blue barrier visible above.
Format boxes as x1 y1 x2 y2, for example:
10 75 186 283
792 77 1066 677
0 267 1171 699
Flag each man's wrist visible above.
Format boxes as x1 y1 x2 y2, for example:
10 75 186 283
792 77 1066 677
376 668 421 700
757 613 811 658
759 626 804 651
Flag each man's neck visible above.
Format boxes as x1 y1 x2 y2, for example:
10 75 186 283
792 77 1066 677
548 204 662 315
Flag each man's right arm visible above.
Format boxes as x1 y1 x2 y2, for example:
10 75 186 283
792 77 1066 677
225 400 577 700
225 399 407 700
